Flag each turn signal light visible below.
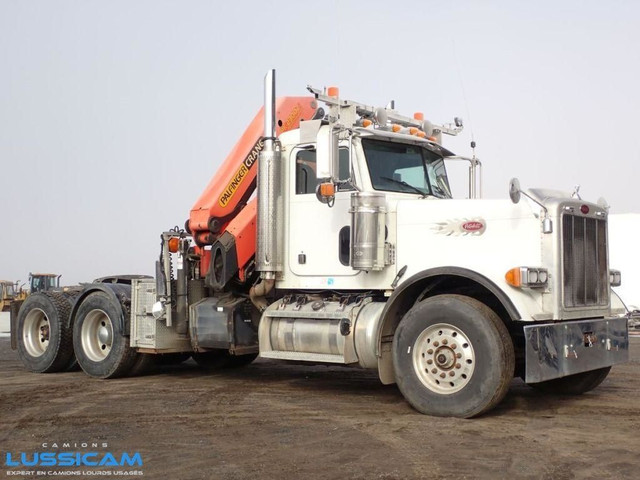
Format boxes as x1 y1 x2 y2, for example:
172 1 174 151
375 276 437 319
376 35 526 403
506 267 549 288
168 237 180 253
505 268 521 287
319 182 335 197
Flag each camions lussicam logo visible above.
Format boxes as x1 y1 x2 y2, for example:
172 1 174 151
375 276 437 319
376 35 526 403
4 442 144 476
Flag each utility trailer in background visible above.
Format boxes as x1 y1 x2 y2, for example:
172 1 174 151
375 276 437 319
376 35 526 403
609 214 640 335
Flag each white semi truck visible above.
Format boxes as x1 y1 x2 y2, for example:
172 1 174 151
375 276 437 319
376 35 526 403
11 71 629 418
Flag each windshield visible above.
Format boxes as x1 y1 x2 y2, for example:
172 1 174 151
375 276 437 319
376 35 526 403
362 138 452 198
31 276 58 291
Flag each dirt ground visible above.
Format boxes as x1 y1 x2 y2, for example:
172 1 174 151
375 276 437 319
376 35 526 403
1 336 639 480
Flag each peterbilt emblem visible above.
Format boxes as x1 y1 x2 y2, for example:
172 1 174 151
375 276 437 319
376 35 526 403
462 221 484 232
433 218 487 236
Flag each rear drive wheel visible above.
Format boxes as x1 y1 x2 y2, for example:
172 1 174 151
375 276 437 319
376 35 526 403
60 290 82 371
127 352 191 376
393 294 515 418
17 292 75 373
73 291 137 378
529 367 611 395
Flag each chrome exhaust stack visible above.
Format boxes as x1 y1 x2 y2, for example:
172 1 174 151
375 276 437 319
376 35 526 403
256 69 283 280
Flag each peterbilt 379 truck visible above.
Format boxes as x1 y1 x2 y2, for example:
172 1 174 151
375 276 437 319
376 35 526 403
11 70 628 418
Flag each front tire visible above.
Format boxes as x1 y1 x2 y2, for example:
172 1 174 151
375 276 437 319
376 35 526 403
72 291 137 378
393 295 515 418
16 292 75 373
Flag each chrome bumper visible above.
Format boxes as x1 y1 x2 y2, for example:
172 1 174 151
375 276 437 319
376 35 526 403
524 316 628 383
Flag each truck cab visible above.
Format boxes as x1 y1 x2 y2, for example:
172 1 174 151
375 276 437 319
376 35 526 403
29 273 60 293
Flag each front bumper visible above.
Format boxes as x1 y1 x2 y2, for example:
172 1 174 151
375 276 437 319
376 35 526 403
524 316 628 383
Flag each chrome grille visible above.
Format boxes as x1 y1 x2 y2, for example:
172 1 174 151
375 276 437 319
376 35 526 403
562 214 608 308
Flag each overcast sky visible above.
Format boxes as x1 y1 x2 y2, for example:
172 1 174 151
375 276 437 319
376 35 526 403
1 1 639 286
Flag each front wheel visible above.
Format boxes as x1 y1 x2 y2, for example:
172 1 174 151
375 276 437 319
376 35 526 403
528 367 611 395
393 295 515 418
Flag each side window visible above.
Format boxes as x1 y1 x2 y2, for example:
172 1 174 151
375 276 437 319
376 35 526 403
295 148 352 194
337 149 351 184
296 150 317 195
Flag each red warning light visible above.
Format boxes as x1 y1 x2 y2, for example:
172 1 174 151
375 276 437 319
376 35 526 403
580 205 590 214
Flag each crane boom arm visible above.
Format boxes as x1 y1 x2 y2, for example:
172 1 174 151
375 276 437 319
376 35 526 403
188 96 319 286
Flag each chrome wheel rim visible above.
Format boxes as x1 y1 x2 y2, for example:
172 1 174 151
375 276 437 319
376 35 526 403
23 308 50 357
81 309 113 361
412 323 475 394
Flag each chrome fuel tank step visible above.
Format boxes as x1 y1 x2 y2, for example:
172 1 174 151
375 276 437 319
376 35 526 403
258 296 385 367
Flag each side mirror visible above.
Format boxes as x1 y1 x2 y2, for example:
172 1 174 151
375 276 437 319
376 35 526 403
509 178 521 204
509 178 553 234
316 125 339 181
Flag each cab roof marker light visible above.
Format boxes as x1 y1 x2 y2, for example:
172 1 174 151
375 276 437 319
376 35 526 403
355 118 373 128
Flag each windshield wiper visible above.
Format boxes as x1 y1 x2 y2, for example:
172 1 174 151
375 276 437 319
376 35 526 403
380 177 428 198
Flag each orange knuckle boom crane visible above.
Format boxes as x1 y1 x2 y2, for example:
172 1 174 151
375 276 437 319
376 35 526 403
11 70 629 418
188 96 319 287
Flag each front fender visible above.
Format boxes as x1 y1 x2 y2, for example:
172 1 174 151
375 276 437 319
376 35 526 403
379 266 521 347
374 266 522 385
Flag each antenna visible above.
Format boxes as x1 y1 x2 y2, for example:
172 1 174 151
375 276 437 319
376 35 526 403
452 39 476 158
